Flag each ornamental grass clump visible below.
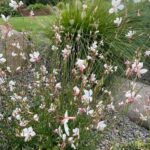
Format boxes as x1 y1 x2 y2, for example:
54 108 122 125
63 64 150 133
51 0 149 80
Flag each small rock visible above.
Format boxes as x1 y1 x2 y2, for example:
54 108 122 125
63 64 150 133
0 25 30 72
97 111 149 150
113 78 150 129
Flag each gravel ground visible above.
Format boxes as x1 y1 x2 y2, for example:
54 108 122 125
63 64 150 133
97 111 149 150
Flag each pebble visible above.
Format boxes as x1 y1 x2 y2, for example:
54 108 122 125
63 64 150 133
97 111 149 150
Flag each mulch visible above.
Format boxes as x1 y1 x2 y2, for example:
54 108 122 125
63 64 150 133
20 8 51 16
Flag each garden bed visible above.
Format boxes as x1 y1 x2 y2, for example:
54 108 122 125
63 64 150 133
20 7 51 16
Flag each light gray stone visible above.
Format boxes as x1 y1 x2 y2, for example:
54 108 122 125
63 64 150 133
0 25 30 72
113 78 150 129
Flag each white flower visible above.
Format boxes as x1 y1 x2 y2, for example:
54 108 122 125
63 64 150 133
1 14 10 22
87 55 92 60
82 89 93 104
73 128 80 139
55 82 61 90
40 65 48 74
16 114 21 120
33 114 39 122
97 121 107 131
82 75 88 85
99 54 104 60
82 4 87 10
55 33 61 42
125 30 136 39
114 17 122 26
19 120 29 127
52 45 58 51
9 80 16 86
63 111 70 136
0 77 5 85
68 137 76 149
89 41 98 55
0 113 4 120
10 93 22 101
0 54 6 64
107 102 115 111
12 108 21 120
125 90 141 103
62 45 71 60
8 30 14 37
114 66 118 72
8 116 12 121
109 0 124 14
48 103 56 113
118 101 124 106
131 61 148 77
29 51 40 63
39 103 45 109
86 106 94 116
54 126 63 137
90 73 97 83
73 86 80 96
19 1 23 6
145 50 150 56
53 69 59 75
100 40 104 46
76 59 87 72
64 122 70 136
9 80 16 91
62 111 76 136
140 113 147 121
77 108 86 114
12 52 17 57
9 0 18 10
30 10 34 16
104 64 113 74
62 134 67 141
16 67 21 71
54 126 64 140
20 52 26 60
9 0 23 10
21 127 36 142
12 42 21 49
7 67 11 73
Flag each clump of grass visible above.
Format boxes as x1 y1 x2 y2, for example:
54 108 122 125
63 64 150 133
51 0 149 81
27 3 48 11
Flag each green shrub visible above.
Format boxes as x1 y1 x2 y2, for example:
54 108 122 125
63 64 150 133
27 3 47 11
22 0 62 5
0 1 21 16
